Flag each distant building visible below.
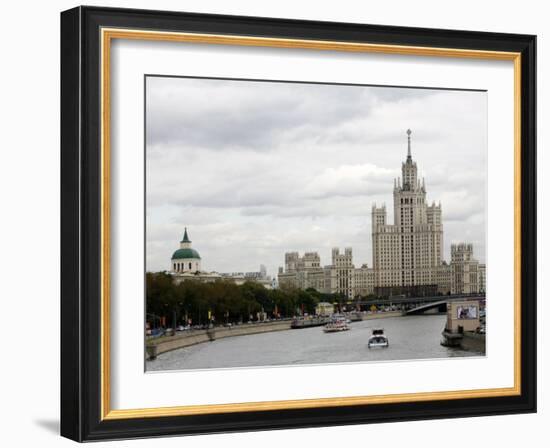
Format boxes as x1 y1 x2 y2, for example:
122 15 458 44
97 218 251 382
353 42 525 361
371 129 443 296
331 248 355 298
278 249 374 299
277 129 485 298
169 229 272 288
315 302 335 316
244 265 270 281
284 252 322 272
370 130 485 297
171 228 201 273
450 243 480 294
435 262 452 295
478 263 486 293
278 252 326 292
354 264 375 297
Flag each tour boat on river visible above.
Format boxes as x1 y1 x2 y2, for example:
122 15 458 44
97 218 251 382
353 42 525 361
323 315 350 333
368 328 389 348
291 315 331 329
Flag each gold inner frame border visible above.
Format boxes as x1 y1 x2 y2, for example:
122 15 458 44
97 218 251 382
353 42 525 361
99 27 522 420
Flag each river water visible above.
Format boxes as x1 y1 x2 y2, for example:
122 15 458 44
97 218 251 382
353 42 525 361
146 314 482 371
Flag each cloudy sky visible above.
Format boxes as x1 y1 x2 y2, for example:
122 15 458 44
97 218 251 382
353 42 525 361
146 76 487 277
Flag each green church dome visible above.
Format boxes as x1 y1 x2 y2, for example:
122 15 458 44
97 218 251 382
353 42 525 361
171 248 201 260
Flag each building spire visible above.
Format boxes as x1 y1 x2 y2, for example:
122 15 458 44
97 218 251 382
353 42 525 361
406 129 412 160
179 227 193 249
181 227 191 243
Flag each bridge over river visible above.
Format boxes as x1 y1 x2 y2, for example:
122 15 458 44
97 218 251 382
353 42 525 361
352 293 486 315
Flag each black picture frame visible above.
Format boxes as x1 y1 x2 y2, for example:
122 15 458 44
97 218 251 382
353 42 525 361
61 5 536 442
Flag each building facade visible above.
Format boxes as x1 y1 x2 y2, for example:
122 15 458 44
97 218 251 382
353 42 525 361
332 248 355 298
277 249 375 299
171 228 202 273
369 130 485 297
169 229 272 288
278 251 327 292
435 262 452 295
478 263 486 293
372 129 443 296
354 264 376 297
277 129 485 298
450 243 480 294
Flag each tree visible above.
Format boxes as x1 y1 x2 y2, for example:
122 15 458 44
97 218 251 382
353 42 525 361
242 281 273 314
146 273 309 327
297 290 319 315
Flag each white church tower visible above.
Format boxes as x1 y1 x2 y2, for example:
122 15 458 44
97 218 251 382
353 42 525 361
170 228 202 273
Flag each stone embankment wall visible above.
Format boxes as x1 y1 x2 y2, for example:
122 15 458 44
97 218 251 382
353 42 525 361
146 311 404 359
363 311 403 320
461 332 486 353
146 320 292 359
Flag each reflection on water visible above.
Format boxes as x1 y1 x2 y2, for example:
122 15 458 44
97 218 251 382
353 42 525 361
146 314 483 371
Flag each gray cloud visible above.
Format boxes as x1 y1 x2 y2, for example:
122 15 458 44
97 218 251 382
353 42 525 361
145 77 487 275
146 77 380 150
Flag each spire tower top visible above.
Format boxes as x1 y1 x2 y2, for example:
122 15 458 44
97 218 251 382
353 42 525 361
180 227 193 249
406 129 412 160
182 227 190 243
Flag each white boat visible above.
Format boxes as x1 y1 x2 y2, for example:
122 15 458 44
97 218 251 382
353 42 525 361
368 328 389 348
323 316 350 333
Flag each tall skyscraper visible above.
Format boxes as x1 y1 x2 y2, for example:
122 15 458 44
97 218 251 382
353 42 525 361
277 129 484 299
372 130 443 296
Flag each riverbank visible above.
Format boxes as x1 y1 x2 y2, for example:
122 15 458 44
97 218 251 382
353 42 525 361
441 330 486 353
362 311 403 320
147 314 476 371
461 332 486 352
146 311 405 359
146 320 292 359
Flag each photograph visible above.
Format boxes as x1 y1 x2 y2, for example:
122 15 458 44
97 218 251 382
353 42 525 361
56 4 537 442
144 76 488 371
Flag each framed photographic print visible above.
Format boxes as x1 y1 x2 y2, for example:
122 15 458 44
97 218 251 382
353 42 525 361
60 6 537 441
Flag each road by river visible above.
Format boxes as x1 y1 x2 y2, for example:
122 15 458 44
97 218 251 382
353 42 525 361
146 314 483 371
